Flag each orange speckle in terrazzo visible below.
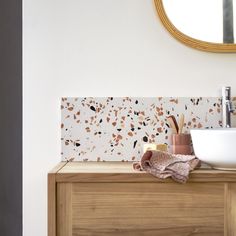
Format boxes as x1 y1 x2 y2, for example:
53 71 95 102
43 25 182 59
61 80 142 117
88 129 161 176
85 127 91 132
128 132 133 137
170 99 178 104
157 127 162 133
198 123 203 128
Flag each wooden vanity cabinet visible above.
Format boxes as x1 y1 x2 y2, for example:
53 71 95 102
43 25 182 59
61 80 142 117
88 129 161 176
48 162 236 236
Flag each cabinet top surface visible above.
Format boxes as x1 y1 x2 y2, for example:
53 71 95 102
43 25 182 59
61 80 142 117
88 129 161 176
57 161 232 174
48 161 236 183
58 162 142 173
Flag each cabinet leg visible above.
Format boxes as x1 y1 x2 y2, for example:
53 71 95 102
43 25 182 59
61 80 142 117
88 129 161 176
48 173 56 236
57 183 72 236
225 183 236 236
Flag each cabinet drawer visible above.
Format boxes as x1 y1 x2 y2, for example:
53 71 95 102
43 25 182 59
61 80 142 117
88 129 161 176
57 182 224 236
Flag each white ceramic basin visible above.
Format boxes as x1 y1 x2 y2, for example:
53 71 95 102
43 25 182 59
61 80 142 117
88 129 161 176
190 128 236 170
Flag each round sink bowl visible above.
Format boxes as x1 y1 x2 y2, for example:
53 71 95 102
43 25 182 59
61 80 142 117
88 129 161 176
190 128 236 170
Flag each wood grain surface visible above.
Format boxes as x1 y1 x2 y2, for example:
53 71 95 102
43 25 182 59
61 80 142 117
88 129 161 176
225 183 236 236
48 162 68 236
56 162 236 183
57 183 72 236
48 162 236 236
56 182 224 235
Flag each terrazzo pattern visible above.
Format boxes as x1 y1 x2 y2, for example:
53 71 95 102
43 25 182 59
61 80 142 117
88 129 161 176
61 97 236 162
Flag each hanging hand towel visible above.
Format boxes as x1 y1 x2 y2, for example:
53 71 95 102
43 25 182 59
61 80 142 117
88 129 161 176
133 150 200 183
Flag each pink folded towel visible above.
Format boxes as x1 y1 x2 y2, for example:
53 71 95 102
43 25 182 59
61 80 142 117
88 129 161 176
133 150 200 183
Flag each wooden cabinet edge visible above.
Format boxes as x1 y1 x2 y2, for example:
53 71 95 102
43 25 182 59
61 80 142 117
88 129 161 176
48 162 68 174
48 173 56 236
55 173 236 183
224 183 236 236
57 183 72 236
48 162 68 236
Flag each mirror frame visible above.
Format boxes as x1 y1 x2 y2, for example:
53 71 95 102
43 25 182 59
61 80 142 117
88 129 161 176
154 0 236 52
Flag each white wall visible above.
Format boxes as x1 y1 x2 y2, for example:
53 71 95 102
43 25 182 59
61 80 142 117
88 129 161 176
23 0 236 235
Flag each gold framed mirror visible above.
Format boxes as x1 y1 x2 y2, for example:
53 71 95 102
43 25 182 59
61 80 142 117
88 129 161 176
154 0 236 52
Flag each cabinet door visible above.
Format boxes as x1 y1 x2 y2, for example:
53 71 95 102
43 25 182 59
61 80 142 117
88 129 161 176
57 182 224 236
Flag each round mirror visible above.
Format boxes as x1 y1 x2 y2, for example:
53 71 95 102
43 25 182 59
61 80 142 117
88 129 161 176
154 0 236 52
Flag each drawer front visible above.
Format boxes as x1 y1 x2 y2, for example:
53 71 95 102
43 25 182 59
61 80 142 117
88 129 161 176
57 182 225 236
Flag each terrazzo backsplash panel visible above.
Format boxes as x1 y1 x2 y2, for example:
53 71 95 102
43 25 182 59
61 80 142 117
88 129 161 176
61 97 236 161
